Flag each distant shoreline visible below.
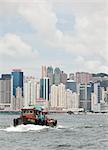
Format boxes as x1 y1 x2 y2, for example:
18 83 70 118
0 110 21 114
0 110 108 115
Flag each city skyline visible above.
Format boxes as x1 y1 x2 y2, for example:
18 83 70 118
0 0 107 76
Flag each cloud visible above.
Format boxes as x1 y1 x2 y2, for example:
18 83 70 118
0 33 39 74
18 0 60 38
0 0 108 75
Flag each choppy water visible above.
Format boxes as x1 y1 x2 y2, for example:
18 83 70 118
0 113 108 150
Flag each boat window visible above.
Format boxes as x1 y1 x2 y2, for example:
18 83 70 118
23 110 26 113
23 110 33 114
26 110 29 113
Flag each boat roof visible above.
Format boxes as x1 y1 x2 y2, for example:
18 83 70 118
22 105 42 111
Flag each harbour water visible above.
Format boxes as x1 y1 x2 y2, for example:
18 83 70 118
0 113 108 150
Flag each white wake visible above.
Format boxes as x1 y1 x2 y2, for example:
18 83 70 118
0 124 49 132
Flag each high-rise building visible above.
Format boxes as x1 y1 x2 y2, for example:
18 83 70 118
36 82 40 99
58 83 66 108
79 83 93 111
65 89 79 110
50 84 58 108
91 82 101 112
60 71 67 85
0 74 12 110
41 66 47 78
47 66 53 86
40 77 50 101
50 83 79 110
100 80 108 88
69 73 75 80
24 77 37 106
15 87 23 110
12 69 23 97
50 83 66 109
100 87 108 112
53 67 61 85
75 72 92 84
66 80 77 92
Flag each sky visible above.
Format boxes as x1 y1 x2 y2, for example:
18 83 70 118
0 0 107 77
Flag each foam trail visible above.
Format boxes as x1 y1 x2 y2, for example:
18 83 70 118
0 124 49 132
55 125 66 129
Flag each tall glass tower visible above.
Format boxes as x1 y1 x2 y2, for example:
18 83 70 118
79 83 93 111
40 77 49 101
11 69 23 97
54 67 61 86
47 66 53 86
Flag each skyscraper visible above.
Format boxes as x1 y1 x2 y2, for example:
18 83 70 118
47 66 53 86
50 84 58 108
58 83 66 108
69 73 75 80
66 89 79 110
12 69 23 97
40 77 49 101
15 87 23 110
24 77 37 106
75 72 92 84
79 83 93 111
91 82 101 112
41 66 47 78
50 83 79 110
50 83 66 109
53 67 61 85
0 74 12 110
60 71 67 85
66 80 77 92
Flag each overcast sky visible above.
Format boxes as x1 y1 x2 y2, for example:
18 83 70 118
0 0 107 77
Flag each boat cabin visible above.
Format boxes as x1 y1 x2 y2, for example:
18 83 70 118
20 106 43 119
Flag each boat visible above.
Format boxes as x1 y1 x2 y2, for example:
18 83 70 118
13 106 57 127
67 111 74 115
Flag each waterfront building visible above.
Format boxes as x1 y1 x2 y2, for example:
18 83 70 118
71 92 79 110
65 89 73 109
36 98 48 110
15 87 23 110
79 83 93 111
0 74 12 110
11 69 23 97
50 83 66 109
36 81 40 99
100 87 108 112
24 77 37 106
58 83 66 108
75 72 92 84
50 84 58 108
40 77 50 101
53 67 61 85
50 83 79 110
66 80 77 92
66 90 79 110
91 82 101 112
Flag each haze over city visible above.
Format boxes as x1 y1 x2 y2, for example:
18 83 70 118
0 0 107 76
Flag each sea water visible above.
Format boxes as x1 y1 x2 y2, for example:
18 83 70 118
0 113 108 150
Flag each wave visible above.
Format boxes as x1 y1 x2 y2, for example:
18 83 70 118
0 124 49 132
55 125 66 129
